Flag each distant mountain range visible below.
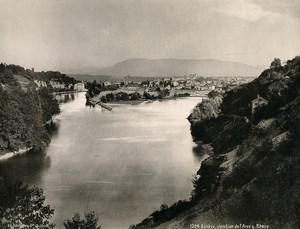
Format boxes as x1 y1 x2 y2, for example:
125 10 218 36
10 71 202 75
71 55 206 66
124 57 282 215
70 58 265 79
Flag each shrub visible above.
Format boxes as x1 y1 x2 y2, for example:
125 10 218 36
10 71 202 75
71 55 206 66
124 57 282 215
0 181 55 228
100 95 107 103
64 211 101 229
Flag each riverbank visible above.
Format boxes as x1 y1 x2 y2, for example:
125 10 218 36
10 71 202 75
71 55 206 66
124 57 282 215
106 99 147 105
0 92 203 229
105 96 202 106
52 90 87 95
0 148 31 162
132 56 300 229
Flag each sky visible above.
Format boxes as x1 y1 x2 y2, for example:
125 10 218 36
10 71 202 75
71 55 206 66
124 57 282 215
0 0 299 72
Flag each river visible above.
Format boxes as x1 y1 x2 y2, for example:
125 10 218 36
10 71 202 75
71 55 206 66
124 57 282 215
0 92 206 229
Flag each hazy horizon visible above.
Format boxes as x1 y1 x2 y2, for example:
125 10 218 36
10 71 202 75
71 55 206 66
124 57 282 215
1 0 299 73
61 57 266 75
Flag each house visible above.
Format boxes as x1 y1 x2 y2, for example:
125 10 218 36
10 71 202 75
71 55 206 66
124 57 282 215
141 81 149 87
126 82 140 91
172 81 179 87
50 79 65 89
251 95 268 114
209 85 216 90
34 80 47 88
104 81 112 87
74 82 85 91
165 85 171 90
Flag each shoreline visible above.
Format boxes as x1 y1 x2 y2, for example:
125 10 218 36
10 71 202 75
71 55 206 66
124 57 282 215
103 97 183 106
52 90 87 95
95 95 206 106
106 99 147 105
0 148 31 162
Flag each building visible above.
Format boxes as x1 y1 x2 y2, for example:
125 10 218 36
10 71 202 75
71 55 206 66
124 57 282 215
172 81 179 87
34 80 47 88
104 81 112 87
141 81 149 87
126 82 140 91
251 95 268 114
50 79 65 89
74 82 85 91
209 85 216 90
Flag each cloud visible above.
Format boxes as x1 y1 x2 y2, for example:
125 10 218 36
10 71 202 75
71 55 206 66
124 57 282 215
252 0 300 19
209 0 281 21
0 0 299 69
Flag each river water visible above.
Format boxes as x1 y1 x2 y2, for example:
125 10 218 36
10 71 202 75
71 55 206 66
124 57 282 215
0 92 206 229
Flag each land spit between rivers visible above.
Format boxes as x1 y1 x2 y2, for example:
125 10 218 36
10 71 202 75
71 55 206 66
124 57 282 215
87 88 209 106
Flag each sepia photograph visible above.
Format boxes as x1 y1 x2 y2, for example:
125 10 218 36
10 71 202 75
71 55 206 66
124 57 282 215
0 0 300 228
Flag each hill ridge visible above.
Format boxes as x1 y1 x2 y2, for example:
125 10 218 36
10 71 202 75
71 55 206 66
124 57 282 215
98 58 263 77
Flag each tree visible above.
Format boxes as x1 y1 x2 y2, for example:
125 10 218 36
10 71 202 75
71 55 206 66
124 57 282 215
101 95 107 103
0 69 17 85
270 58 282 69
94 87 101 95
160 203 169 211
64 211 101 229
0 181 55 229
39 87 60 123
121 92 129 100
208 90 222 99
188 99 220 124
130 92 139 100
143 91 152 100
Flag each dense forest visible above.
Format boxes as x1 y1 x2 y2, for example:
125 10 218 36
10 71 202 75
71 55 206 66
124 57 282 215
0 64 101 228
133 56 300 228
0 64 63 154
0 63 103 228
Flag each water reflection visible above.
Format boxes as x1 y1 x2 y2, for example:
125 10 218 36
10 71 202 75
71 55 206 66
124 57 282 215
0 152 51 186
0 92 205 229
45 121 60 137
55 93 75 104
